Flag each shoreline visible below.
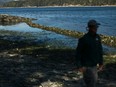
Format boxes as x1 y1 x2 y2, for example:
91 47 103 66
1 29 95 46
0 37 116 87
0 14 116 48
0 5 116 9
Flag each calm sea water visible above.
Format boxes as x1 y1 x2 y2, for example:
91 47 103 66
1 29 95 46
0 7 116 50
0 6 116 36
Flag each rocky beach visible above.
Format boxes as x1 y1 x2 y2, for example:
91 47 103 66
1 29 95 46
0 37 116 87
0 14 116 87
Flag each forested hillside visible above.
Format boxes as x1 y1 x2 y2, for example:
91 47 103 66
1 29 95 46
2 0 116 7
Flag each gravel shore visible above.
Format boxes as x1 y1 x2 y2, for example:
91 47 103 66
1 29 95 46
0 39 116 87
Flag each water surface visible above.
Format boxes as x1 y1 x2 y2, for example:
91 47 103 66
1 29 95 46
0 7 116 51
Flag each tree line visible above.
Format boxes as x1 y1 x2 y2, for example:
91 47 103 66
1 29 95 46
3 0 116 7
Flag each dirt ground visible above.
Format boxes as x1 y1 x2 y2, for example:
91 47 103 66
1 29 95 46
0 39 116 87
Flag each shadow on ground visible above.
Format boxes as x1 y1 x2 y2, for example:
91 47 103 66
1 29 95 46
0 38 116 87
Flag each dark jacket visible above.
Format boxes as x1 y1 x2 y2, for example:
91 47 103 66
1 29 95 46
76 32 103 68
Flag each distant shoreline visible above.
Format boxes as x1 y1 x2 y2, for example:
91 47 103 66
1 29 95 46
0 5 116 8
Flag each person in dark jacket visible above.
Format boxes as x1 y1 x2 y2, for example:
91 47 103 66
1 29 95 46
76 19 103 87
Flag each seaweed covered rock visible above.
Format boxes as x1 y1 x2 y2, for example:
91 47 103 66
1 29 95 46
0 14 116 48
0 14 36 25
100 34 116 48
27 22 116 48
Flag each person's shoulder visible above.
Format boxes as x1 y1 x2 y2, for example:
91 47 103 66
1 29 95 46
81 33 89 40
79 34 87 42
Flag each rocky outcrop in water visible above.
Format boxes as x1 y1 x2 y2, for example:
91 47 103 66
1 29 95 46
27 22 116 48
0 14 36 25
0 14 116 48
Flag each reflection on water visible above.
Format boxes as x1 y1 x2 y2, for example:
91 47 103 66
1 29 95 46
0 23 78 49
0 23 44 32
